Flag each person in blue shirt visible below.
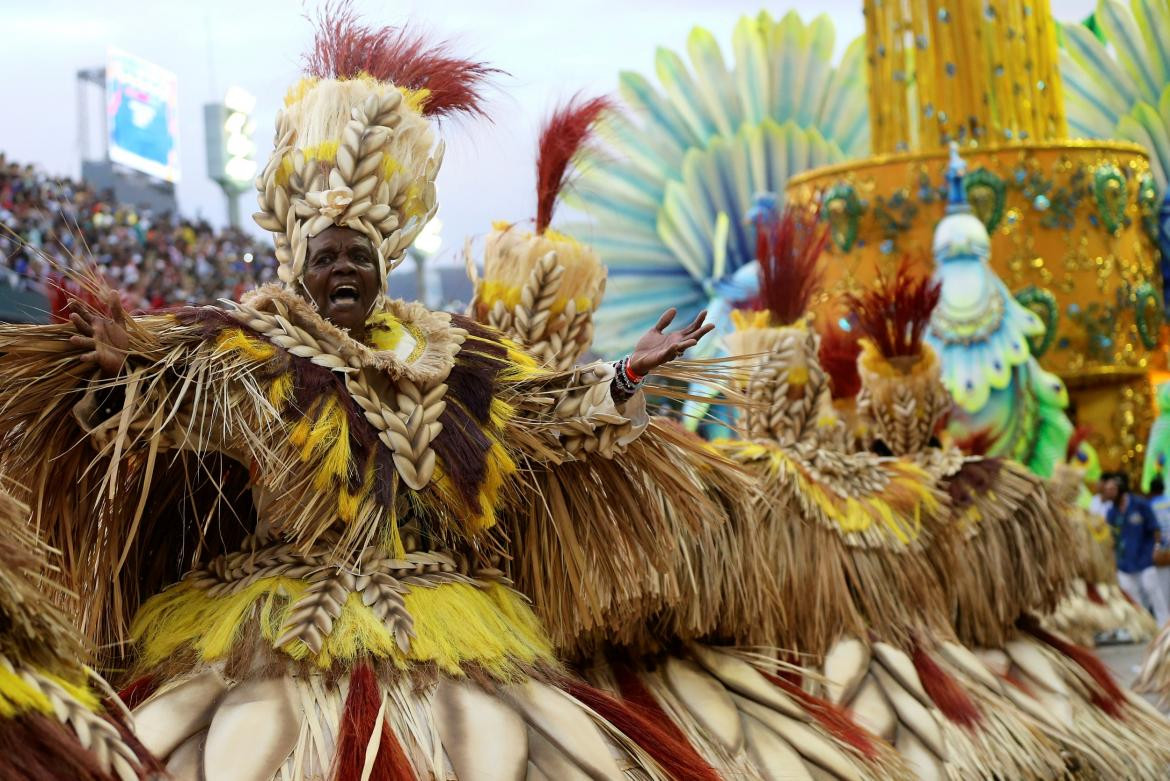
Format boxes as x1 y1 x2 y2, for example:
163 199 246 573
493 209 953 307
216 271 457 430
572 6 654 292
1105 472 1170 626
1149 476 1170 613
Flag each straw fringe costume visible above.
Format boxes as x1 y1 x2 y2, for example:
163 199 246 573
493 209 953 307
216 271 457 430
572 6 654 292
710 225 1072 780
0 15 745 781
0 489 159 781
470 98 906 781
848 159 1170 780
1042 456 1155 647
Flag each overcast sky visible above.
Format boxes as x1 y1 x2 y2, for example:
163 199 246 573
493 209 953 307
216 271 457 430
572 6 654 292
1 0 1097 266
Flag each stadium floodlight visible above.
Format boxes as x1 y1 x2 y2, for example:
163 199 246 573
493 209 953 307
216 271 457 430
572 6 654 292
205 86 257 228
224 85 256 115
414 217 443 256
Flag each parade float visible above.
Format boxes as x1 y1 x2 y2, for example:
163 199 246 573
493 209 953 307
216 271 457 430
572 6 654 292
784 0 1166 477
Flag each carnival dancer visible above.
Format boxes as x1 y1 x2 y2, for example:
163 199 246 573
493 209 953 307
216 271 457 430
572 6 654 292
1043 431 1156 647
0 9 737 780
471 95 908 781
0 487 159 781
850 154 1170 779
703 207 1076 780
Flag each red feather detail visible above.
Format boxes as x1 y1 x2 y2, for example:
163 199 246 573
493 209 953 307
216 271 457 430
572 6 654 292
331 663 416 781
304 1 497 118
1066 424 1092 463
911 645 982 729
847 256 941 358
566 677 720 781
535 94 613 233
752 207 828 326
760 670 880 760
611 663 691 747
1085 582 1105 605
1019 617 1125 717
953 427 1000 456
819 322 862 400
115 676 159 712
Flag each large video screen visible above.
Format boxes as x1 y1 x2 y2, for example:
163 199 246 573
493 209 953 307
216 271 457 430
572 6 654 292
106 48 180 183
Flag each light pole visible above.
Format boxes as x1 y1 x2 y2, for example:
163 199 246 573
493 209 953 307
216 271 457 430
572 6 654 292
204 86 256 228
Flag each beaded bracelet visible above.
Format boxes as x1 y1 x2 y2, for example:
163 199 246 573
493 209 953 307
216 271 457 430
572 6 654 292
612 355 643 402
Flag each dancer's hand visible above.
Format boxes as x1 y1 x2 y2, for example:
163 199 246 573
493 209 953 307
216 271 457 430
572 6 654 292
628 308 714 377
68 292 129 376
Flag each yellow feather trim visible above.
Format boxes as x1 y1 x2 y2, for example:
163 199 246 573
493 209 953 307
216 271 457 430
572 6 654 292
399 86 430 114
267 372 294 411
717 440 936 544
214 328 277 363
0 664 52 718
477 280 594 320
131 577 554 679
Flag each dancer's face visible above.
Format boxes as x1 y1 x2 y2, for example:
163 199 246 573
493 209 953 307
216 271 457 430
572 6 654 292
302 226 381 336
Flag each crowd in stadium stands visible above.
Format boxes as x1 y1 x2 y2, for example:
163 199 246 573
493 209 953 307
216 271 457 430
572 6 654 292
0 154 278 312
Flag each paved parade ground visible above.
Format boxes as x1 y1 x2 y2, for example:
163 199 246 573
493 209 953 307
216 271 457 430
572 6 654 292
1098 642 1164 711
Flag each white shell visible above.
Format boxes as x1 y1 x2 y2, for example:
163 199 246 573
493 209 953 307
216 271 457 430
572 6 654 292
662 657 745 754
847 675 896 741
741 713 814 781
1004 640 1069 696
871 664 947 760
872 642 930 706
895 725 947 781
688 644 805 720
822 636 869 705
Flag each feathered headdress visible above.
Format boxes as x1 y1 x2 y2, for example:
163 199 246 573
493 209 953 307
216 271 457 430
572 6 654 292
848 256 941 360
254 2 495 290
819 321 862 401
852 257 952 456
747 206 828 328
474 95 612 368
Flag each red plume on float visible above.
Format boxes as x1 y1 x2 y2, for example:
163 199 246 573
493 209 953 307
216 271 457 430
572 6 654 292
953 427 1000 457
303 1 498 118
848 256 941 358
535 95 614 233
751 207 828 326
819 320 862 400
1066 424 1092 463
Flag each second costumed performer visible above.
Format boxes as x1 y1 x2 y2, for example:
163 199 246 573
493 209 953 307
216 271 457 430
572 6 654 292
471 96 909 780
0 9 722 780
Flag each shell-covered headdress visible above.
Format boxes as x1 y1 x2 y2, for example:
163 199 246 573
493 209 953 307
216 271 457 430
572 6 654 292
473 96 611 370
725 207 838 446
851 258 951 456
253 5 494 291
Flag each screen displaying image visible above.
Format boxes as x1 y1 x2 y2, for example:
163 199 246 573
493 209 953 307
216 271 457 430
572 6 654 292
106 47 180 183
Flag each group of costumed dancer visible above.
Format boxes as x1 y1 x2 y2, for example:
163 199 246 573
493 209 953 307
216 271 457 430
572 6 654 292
3 8 1170 780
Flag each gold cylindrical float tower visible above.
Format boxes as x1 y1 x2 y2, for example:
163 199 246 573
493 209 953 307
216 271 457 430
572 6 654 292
788 0 1164 475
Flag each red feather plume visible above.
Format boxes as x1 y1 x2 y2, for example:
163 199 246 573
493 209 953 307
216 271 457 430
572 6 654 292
1019 617 1126 717
819 320 862 400
753 207 828 326
304 1 497 119
760 670 880 760
1066 424 1092 463
911 644 982 729
535 95 613 233
953 427 1000 457
331 663 416 781
847 256 941 359
566 676 720 781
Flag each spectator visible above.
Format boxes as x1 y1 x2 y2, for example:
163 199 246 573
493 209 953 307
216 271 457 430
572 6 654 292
1104 472 1170 626
0 153 277 314
1090 471 1115 519
1151 477 1170 604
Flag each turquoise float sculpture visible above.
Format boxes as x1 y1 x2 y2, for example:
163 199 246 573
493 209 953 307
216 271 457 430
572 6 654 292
926 146 1074 477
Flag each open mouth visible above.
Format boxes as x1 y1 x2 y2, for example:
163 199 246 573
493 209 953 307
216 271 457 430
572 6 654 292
329 284 360 305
